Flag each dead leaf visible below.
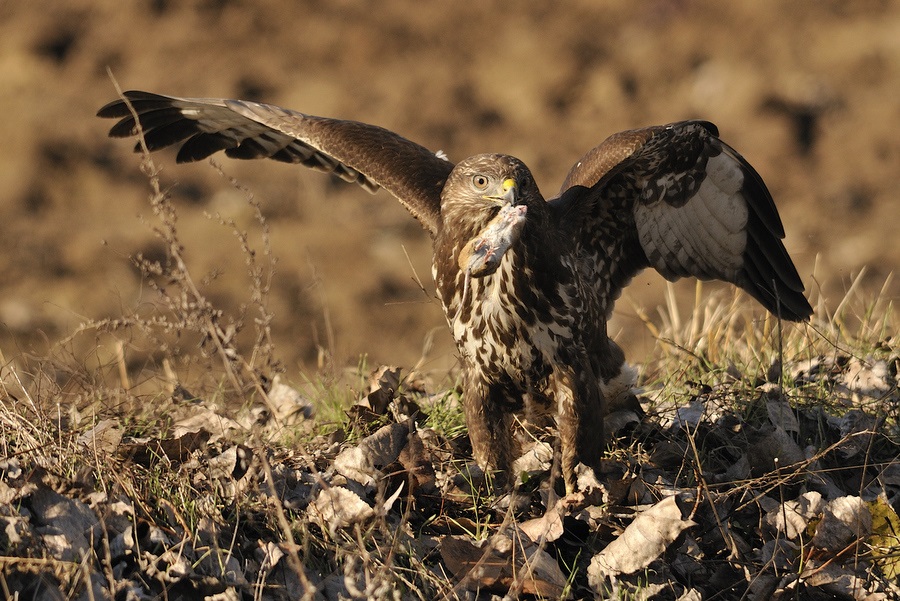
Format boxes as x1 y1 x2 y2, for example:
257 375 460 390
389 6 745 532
28 485 100 562
397 425 437 495
650 439 691 470
868 496 900 579
746 425 805 475
574 462 605 499
674 398 706 429
766 400 800 434
172 407 241 441
426 514 481 535
0 457 21 480
256 540 285 570
518 504 565 544
77 418 123 454
588 495 696 584
267 375 314 423
597 461 635 506
765 490 824 539
379 482 405 515
829 409 879 459
118 428 211 466
333 421 409 487
758 538 799 571
440 533 570 599
195 517 248 586
360 365 402 414
308 486 375 535
676 588 704 601
604 410 641 437
207 444 253 481
880 462 900 489
812 495 872 552
0 511 30 550
801 561 888 600
512 440 552 476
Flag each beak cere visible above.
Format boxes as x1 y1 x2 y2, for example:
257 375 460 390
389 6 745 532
482 177 518 206
499 177 517 205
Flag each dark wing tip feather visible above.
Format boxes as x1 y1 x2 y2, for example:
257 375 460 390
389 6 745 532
727 144 812 322
740 233 813 322
140 119 203 152
98 90 448 233
224 139 264 160
99 91 235 163
176 133 235 163
725 143 786 238
739 247 813 321
96 91 183 119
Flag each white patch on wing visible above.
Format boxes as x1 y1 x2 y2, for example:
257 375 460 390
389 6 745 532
635 152 749 280
704 151 744 195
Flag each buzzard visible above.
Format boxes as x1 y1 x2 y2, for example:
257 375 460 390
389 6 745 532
99 91 812 493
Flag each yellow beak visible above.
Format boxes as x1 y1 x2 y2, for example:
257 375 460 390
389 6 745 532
486 177 518 205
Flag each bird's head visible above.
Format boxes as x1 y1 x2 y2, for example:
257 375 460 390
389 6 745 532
440 153 539 229
440 154 539 277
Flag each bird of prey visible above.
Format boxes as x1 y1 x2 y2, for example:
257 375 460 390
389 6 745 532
98 91 812 493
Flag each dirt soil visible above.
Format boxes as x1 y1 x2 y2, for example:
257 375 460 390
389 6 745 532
1 0 898 378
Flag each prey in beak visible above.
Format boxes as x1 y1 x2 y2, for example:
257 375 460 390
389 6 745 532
458 201 528 277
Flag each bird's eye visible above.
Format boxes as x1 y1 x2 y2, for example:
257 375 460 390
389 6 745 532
472 175 490 190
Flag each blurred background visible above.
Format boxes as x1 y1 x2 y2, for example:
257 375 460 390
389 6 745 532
1 0 897 381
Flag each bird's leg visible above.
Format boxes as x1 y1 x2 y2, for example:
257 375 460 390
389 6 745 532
462 370 517 490
551 365 605 494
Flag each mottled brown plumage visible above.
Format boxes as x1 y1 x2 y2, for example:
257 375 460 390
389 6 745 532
99 91 812 492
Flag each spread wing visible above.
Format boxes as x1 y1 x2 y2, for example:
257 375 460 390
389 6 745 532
97 91 454 235
551 121 812 321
